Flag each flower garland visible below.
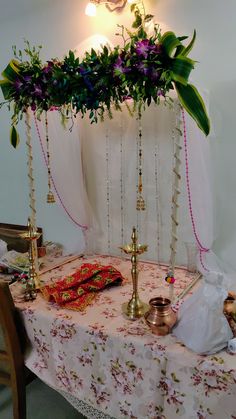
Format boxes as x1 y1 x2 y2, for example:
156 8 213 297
0 3 210 147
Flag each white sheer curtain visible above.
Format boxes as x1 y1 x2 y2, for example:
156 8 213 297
33 99 236 290
173 102 236 354
80 100 192 264
34 110 92 231
182 105 236 288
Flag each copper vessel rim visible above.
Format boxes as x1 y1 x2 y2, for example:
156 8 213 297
149 297 171 308
225 297 235 302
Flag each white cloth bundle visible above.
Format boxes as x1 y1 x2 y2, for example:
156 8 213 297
228 338 236 353
0 239 7 258
173 271 233 354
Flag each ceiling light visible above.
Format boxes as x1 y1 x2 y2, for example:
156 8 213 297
85 2 97 17
85 0 128 16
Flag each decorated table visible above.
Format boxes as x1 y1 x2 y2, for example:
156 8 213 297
11 255 236 419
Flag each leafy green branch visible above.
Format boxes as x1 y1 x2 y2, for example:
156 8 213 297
0 5 210 147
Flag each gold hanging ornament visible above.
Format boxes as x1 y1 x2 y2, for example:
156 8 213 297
167 102 182 303
136 110 146 211
45 112 55 203
25 109 39 275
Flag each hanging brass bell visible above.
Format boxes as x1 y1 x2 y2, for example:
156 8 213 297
136 195 146 211
47 190 56 204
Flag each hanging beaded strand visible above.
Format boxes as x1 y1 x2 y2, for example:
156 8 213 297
135 109 146 246
165 102 182 302
34 113 88 230
120 113 125 249
136 109 146 211
45 112 55 203
136 116 141 239
105 128 111 255
154 139 161 264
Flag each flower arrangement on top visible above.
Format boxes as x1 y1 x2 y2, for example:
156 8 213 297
0 3 210 147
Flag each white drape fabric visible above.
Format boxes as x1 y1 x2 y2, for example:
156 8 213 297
34 100 236 290
80 100 191 265
174 105 235 354
183 107 236 288
34 110 92 231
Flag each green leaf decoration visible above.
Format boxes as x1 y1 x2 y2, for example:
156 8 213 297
177 36 189 42
174 44 185 56
0 59 21 99
0 80 13 100
161 31 181 57
1 59 20 82
132 14 142 28
0 12 210 138
144 14 154 22
175 82 210 136
181 30 196 57
10 125 20 148
171 56 195 85
130 3 137 13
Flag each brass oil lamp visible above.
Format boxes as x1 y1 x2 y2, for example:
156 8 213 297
120 227 149 320
19 218 41 299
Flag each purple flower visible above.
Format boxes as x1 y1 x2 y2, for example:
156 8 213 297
136 62 149 76
23 75 32 83
157 89 165 97
135 62 160 80
79 66 89 76
43 66 51 74
79 66 94 91
153 43 162 54
150 68 160 81
135 39 160 59
122 95 132 101
33 84 43 97
135 39 152 59
114 57 125 74
114 56 130 75
43 61 54 74
31 103 36 111
14 78 23 91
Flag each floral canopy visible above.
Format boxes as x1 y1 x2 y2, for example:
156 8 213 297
0 4 210 147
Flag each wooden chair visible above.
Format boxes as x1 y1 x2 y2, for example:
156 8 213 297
0 280 30 419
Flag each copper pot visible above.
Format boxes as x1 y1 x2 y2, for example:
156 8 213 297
144 297 177 336
224 296 236 321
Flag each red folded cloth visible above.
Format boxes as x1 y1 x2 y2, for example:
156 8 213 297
41 263 123 311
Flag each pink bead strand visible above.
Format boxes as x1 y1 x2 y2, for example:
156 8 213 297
34 113 88 231
181 108 209 272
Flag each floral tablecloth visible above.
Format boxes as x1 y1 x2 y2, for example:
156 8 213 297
12 255 236 419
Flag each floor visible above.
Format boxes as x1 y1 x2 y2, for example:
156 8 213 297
0 379 85 419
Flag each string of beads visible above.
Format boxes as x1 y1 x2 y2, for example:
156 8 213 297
45 112 55 203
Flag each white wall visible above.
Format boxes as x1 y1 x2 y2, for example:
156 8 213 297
0 0 235 267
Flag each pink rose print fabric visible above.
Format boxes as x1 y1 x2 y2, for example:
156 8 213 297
11 255 236 419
